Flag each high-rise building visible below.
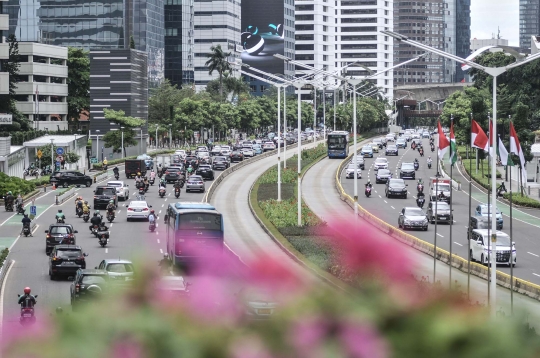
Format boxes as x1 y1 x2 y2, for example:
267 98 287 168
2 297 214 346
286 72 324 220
0 0 8 95
3 0 164 87
164 0 194 87
520 0 540 52
393 0 470 84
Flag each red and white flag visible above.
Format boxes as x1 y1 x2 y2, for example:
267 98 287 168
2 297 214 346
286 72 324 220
509 122 527 185
471 120 489 151
437 120 450 159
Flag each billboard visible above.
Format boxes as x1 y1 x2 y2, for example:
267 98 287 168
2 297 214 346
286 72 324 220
241 0 284 75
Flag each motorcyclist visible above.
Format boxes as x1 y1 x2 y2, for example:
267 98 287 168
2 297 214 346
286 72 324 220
173 179 182 191
4 191 14 210
75 196 84 214
55 209 65 222
437 191 446 201
82 201 90 214
158 253 171 273
103 158 108 169
497 182 507 197
90 210 102 230
427 157 433 165
150 169 156 181
21 214 33 236
113 166 119 177
148 209 157 223
159 181 167 193
106 200 116 214
135 172 142 184
160 177 167 188
143 177 150 191
187 164 194 176
417 178 424 185
365 180 372 189
18 287 36 308
157 165 163 177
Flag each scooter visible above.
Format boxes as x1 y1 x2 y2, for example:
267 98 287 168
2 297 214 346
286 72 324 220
414 162 419 171
16 203 24 215
114 173 120 180
139 187 146 196
18 294 38 326
91 224 99 237
149 220 156 232
76 207 83 218
417 184 424 193
419 149 424 157
56 217 65 224
4 202 13 212
431 145 435 152
416 195 425 208
428 161 432 169
159 188 166 198
174 187 181 199
22 224 31 237
149 178 155 186
98 230 109 247
82 212 90 222
365 186 372 197
107 211 115 223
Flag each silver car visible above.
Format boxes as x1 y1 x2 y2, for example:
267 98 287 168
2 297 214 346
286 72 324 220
242 147 255 157
106 180 130 201
96 259 134 284
185 175 205 192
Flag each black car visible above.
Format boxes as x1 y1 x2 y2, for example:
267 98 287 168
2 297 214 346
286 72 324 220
50 171 93 188
45 224 77 255
164 167 183 183
399 163 416 179
230 151 244 163
70 269 109 310
93 186 118 209
212 156 229 170
184 156 199 170
385 179 408 198
195 165 215 180
375 169 392 183
385 145 398 156
49 245 87 280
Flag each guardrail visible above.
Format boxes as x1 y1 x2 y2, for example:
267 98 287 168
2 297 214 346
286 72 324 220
55 186 77 205
334 150 540 302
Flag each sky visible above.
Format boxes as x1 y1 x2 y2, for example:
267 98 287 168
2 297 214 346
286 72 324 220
471 0 519 46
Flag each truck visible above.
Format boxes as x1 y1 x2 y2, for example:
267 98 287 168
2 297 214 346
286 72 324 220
124 159 147 178
429 177 451 203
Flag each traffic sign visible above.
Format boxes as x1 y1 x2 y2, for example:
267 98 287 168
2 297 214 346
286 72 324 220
55 161 61 169
56 155 63 163
30 205 37 216
90 157 98 164
37 149 42 159
56 147 64 155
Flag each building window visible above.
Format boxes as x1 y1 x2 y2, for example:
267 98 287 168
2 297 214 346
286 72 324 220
323 6 328 12
323 55 328 61
297 14 314 21
323 35 328 41
295 34 314 41
323 45 328 51
295 4 314 11
166 28 178 36
323 16 328 22
295 54 315 61
295 24 315 31
295 44 314 51
323 25 328 32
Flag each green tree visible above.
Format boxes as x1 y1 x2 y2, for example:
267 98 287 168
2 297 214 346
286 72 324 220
148 80 190 124
103 108 145 127
205 45 231 100
130 35 135 49
36 143 80 168
103 109 145 153
67 47 90 123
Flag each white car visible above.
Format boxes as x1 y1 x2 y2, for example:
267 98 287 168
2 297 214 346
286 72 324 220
345 163 362 179
174 150 186 159
470 229 516 266
263 142 276 152
385 134 395 142
126 201 153 221
242 148 255 157
374 157 389 171
211 146 221 156
412 133 420 139
107 181 130 201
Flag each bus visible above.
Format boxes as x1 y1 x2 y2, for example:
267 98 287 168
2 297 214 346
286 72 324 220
164 202 224 266
327 131 350 158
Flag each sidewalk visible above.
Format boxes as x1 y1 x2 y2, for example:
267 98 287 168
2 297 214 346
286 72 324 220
499 165 540 203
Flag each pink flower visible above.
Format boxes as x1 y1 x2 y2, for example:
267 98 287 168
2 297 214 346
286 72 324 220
339 322 388 358
289 317 327 358
229 336 275 358
110 337 144 358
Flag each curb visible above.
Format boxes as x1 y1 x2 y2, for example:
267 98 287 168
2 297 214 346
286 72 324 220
335 152 540 302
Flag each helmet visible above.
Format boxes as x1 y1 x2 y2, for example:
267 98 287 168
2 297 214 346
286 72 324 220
58 209 63 213
163 253 169 259
95 210 100 215
109 200 114 204
150 209 155 214
24 287 31 294
7 191 12 195
84 201 88 204
137 172 141 176
151 169 154 172
93 212 98 217
24 214 28 218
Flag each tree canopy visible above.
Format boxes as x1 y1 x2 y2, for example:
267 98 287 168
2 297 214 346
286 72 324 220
67 47 90 123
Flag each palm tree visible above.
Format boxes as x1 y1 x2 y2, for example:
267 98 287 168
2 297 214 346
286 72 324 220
205 45 231 100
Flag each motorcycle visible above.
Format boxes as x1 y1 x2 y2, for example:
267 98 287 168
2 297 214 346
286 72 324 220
22 224 31 237
159 188 166 198
419 149 424 157
139 187 146 196
18 294 38 326
149 220 156 232
431 145 435 152
145 183 149 192
82 212 90 222
98 231 109 247
107 211 115 223
56 217 65 224
4 202 13 212
365 186 372 197
149 178 155 186
417 184 424 193
91 224 99 237
76 207 83 218
427 161 432 169
414 162 419 171
416 195 425 208
16 203 24 215
174 187 181 199
114 173 120 180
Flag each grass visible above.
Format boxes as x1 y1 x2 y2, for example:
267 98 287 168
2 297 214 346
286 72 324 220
462 158 502 190
287 236 340 272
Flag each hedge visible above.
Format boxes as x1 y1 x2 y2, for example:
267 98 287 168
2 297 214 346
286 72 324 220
0 248 9 270
462 159 502 190
502 192 540 209
28 175 51 187
0 172 36 196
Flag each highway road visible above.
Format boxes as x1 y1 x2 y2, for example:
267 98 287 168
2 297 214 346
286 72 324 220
303 138 540 323
338 135 540 285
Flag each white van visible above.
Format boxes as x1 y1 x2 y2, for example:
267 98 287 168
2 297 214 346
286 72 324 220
470 229 516 266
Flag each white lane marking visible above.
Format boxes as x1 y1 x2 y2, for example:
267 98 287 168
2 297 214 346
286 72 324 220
160 248 163 254
110 223 114 227
161 204 164 207
384 200 388 204
157 239 160 244
528 252 539 257
156 223 159 227
413 196 417 199
378 195 382 198
156 231 159 235
454 242 463 246
0 258 15 329
408 191 411 194
164 199 167 201
117 210 121 214
122 204 125 207
436 233 444 237
465 226 469 229
391 206 395 210
533 273 540 278
159 210 162 214
105 248 108 254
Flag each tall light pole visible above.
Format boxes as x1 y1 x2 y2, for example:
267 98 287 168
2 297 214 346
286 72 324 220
312 86 316 142
121 126 125 159
50 138 54 169
382 29 540 315
169 124 172 149
283 85 287 168
95 130 100 164
155 125 159 148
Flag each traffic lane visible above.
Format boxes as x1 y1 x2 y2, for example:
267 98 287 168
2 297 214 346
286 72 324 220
342 138 540 284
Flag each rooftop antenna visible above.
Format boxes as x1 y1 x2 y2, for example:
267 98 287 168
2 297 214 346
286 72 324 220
497 26 501 40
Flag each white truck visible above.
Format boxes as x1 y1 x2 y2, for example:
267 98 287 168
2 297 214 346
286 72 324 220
429 177 451 203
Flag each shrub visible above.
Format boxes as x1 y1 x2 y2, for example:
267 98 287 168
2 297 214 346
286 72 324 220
0 248 9 269
0 173 36 196
503 192 540 208
257 183 295 201
259 198 323 228
27 175 51 187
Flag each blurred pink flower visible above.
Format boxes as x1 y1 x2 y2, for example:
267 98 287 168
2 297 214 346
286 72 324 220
321 219 415 284
2 314 53 353
246 253 308 295
110 337 144 358
339 322 388 358
289 316 327 358
229 336 275 358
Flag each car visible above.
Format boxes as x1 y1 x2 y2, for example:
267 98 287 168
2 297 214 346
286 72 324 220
398 207 428 231
252 144 263 155
370 142 380 153
242 147 255 157
412 133 420 139
399 162 416 179
198 152 212 165
174 150 187 159
355 156 365 170
156 276 191 297
197 145 208 152
396 138 407 148
230 151 244 162
50 171 93 188
470 229 516 266
171 154 182 165
210 146 222 156
221 149 232 157
184 156 199 170
49 245 87 280
422 131 430 138
237 287 277 320
212 156 229 170
345 163 362 179
385 144 398 156
186 175 205 192
404 134 412 142
70 269 109 310
164 167 183 183
195 164 215 180
93 186 118 209
219 146 231 155
361 145 373 158
373 157 388 171
468 216 492 236
475 204 503 229
106 180 130 201
45 224 77 255
373 138 383 149
375 169 392 183
126 200 152 221
96 259 134 285
385 134 395 142
263 142 276 152
385 178 408 198
426 201 453 224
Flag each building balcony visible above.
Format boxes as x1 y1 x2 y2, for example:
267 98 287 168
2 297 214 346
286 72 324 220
0 72 8 95
15 101 68 115
32 120 69 132
16 82 68 96
19 63 68 78
0 15 8 31
0 43 8 60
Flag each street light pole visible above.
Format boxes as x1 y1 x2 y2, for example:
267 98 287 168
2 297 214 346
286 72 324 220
295 82 303 226
96 130 100 165
156 125 159 148
121 126 125 159
169 124 172 149
283 85 287 168
334 88 337 131
50 138 54 168
313 86 316 142
323 86 326 142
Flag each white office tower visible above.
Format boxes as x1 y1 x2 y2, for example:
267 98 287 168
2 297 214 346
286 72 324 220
193 0 242 91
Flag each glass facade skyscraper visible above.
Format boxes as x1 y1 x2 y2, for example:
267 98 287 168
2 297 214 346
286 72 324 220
455 0 470 82
520 0 540 52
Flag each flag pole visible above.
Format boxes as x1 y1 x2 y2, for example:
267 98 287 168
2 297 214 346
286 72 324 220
486 113 491 306
509 116 514 315
434 120 440 284
467 112 473 300
449 115 454 289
